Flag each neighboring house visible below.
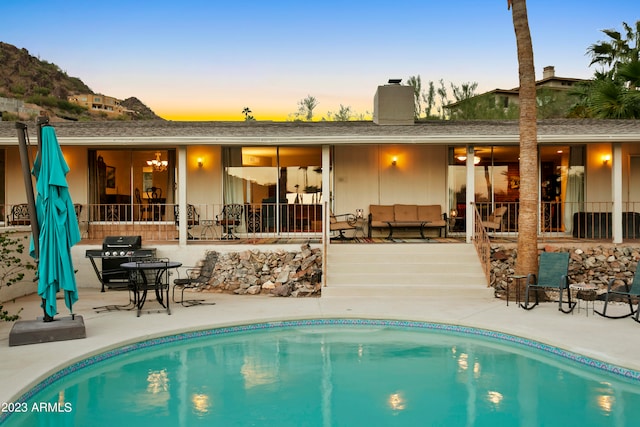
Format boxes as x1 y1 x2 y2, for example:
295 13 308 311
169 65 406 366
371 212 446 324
67 93 133 117
0 81 638 246
445 66 587 115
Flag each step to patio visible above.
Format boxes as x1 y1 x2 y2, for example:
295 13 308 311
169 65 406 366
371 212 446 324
322 243 490 298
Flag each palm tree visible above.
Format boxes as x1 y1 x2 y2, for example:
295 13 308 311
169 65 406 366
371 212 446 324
587 21 640 77
242 107 254 121
577 20 640 118
509 0 539 278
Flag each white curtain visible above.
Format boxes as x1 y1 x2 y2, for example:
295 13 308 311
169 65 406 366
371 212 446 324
564 147 584 234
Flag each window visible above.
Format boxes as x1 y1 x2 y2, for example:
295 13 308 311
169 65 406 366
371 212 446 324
222 146 323 233
88 149 175 222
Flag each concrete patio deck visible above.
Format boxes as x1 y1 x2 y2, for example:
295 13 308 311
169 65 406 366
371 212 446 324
1 286 640 405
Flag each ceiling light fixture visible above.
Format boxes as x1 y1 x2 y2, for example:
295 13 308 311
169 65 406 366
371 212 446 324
147 152 168 171
456 155 481 165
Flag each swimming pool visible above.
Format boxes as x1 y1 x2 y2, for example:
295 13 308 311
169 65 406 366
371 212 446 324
2 319 640 426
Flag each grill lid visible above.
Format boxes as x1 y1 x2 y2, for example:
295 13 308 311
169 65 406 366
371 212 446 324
102 235 142 249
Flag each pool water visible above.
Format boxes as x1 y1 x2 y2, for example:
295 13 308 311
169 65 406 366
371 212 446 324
3 320 640 427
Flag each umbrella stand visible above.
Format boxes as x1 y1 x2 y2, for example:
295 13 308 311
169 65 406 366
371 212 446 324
17 119 55 321
15 122 39 258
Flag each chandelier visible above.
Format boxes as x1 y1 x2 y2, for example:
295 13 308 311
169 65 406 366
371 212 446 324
147 152 168 171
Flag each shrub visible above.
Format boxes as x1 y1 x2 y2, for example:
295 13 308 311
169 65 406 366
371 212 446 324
0 232 35 321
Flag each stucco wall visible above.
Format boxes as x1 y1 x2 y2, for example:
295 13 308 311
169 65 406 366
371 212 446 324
334 144 447 216
185 145 222 210
585 143 612 205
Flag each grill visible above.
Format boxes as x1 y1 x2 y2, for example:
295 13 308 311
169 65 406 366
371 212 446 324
85 236 155 290
102 236 143 284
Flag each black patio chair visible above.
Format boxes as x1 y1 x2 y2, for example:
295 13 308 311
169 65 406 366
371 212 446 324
146 187 165 220
174 204 200 239
135 188 151 221
173 251 218 306
595 274 640 322
216 204 243 239
520 251 575 313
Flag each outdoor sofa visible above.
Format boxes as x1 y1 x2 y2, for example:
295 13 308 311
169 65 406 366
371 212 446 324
368 204 447 239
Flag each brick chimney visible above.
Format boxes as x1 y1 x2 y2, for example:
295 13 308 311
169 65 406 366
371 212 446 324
373 79 414 125
543 66 555 80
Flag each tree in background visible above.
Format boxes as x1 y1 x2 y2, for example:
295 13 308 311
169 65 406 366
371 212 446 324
297 95 319 121
242 107 255 121
509 0 539 280
436 79 449 119
571 20 640 118
422 81 436 119
450 82 478 103
332 105 353 121
448 93 519 120
406 75 423 119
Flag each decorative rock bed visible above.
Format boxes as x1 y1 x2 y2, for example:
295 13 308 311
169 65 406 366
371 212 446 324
199 243 323 297
491 245 640 300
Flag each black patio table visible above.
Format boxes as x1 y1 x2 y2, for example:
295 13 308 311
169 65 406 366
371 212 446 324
120 260 182 317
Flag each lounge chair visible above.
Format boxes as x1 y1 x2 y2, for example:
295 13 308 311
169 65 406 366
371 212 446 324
520 251 575 313
172 251 218 306
330 212 357 240
595 274 640 322
484 206 507 235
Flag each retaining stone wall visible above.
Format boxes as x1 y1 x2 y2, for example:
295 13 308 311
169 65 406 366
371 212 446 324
491 245 640 297
203 243 322 297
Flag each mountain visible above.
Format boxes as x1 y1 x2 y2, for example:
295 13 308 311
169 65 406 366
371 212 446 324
0 41 162 121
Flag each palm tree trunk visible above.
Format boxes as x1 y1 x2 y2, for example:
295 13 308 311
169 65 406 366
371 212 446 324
510 0 539 276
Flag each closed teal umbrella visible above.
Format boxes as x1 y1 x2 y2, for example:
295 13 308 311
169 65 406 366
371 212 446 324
30 125 80 321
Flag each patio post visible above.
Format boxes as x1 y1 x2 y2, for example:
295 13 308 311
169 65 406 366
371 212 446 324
465 145 475 243
612 143 622 243
177 145 188 245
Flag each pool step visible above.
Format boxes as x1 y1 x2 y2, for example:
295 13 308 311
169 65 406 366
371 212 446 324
322 243 490 298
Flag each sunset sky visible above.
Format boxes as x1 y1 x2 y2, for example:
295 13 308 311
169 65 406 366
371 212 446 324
2 0 635 121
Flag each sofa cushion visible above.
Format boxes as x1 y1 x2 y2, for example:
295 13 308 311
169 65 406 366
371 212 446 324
369 205 395 222
394 204 418 221
418 205 442 222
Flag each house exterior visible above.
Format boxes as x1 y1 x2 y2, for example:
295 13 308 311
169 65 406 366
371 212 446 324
445 66 587 114
0 115 639 244
67 94 133 117
0 82 637 249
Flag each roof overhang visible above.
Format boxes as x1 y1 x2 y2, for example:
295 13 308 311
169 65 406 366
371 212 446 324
2 133 640 147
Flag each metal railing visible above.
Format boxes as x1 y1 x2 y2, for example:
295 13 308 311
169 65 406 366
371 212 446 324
471 203 492 287
472 201 640 240
3 200 639 242
0 202 324 241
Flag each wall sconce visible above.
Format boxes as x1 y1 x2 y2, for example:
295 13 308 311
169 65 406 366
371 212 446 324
602 154 611 165
356 209 363 219
197 157 204 168
391 156 398 166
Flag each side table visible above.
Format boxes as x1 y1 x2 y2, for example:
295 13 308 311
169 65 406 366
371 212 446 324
506 275 527 307
354 218 367 238
200 219 216 240
569 283 598 316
